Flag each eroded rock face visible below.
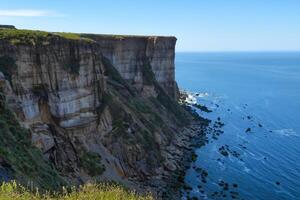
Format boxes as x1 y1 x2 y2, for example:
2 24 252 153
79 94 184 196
0 32 190 197
31 123 55 153
83 35 178 98
0 39 106 128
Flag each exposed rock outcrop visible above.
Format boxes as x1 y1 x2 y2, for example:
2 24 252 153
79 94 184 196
82 35 178 99
0 29 205 198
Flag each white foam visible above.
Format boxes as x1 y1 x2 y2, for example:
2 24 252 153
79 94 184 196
247 151 256 157
196 92 209 98
185 94 197 104
273 129 297 137
243 166 251 173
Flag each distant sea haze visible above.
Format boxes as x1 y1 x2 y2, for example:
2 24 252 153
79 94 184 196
176 52 300 200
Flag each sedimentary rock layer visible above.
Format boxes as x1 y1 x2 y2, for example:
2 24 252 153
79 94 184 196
0 29 195 198
83 34 178 99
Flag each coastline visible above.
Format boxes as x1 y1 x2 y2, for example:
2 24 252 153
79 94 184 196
140 91 211 199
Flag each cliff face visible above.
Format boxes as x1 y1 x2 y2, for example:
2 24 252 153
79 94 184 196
0 39 105 128
83 34 178 99
0 29 194 197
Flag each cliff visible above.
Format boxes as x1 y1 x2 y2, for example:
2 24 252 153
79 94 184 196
81 34 178 99
0 28 205 198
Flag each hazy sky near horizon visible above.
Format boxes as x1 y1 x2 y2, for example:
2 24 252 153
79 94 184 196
0 0 299 52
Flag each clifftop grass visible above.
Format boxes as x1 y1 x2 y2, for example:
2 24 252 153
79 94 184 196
0 28 175 46
0 29 93 45
0 181 153 200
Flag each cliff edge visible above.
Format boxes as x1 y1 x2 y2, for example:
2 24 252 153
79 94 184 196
0 28 206 198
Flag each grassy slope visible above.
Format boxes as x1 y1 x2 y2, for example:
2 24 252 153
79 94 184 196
0 28 174 46
0 28 93 45
0 28 163 46
0 91 65 190
0 181 153 200
0 90 152 198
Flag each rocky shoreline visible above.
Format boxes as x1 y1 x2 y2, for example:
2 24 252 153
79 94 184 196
140 92 211 199
138 121 209 199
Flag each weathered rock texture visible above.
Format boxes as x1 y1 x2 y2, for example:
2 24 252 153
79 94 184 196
82 34 178 99
0 29 200 198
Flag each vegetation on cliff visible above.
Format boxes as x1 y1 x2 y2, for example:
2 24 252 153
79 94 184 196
0 28 93 45
141 62 190 126
79 151 105 176
0 91 151 198
99 57 195 172
0 91 65 190
0 28 147 46
0 181 153 200
0 27 200 198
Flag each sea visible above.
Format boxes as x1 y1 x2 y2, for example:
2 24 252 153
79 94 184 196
176 52 300 200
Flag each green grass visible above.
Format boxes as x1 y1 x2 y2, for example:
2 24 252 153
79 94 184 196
0 29 93 45
0 181 153 200
79 152 105 176
0 91 153 199
0 29 51 45
130 99 152 113
0 28 173 46
0 91 65 190
54 32 93 42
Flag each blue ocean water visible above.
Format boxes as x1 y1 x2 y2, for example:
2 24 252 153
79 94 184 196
176 52 300 200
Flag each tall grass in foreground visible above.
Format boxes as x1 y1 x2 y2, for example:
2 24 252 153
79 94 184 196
0 181 153 200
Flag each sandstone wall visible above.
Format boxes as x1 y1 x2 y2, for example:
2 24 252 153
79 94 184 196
0 31 189 196
0 39 106 128
83 34 178 98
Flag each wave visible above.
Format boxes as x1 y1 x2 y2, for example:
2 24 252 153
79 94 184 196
185 94 197 104
243 166 251 173
195 92 209 98
273 129 297 137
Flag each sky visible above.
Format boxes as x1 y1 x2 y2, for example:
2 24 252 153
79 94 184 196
0 0 300 52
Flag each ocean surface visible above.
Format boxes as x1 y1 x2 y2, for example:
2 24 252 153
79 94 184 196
176 52 300 200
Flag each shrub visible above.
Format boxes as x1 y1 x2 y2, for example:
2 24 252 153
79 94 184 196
131 99 152 113
79 152 105 176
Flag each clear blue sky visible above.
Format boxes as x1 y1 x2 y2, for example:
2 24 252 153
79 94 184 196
0 0 300 52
